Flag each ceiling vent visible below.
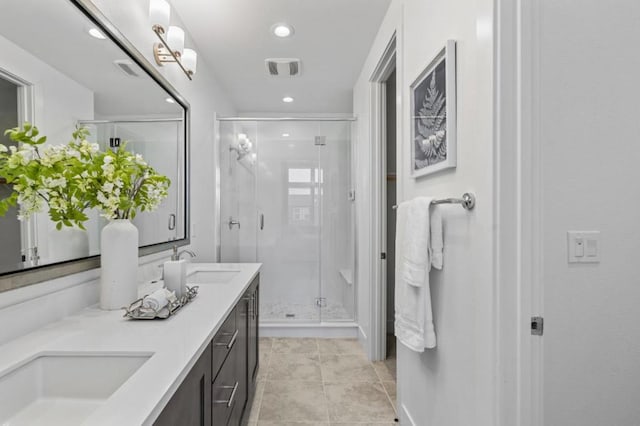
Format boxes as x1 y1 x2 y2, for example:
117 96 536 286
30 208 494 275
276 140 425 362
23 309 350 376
113 59 140 77
265 58 301 77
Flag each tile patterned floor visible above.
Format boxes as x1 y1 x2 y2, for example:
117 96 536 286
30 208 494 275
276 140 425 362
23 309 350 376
248 338 398 426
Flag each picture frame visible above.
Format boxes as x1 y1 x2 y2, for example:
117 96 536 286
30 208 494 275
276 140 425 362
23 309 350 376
410 40 456 178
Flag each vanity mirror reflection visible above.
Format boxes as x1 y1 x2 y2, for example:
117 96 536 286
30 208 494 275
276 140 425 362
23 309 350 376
0 0 189 286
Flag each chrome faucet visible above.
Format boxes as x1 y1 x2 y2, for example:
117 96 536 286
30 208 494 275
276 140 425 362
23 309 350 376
171 245 196 261
178 249 196 260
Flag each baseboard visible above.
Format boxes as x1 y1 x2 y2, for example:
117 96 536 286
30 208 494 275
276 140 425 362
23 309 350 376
260 322 359 338
400 403 417 426
358 324 368 340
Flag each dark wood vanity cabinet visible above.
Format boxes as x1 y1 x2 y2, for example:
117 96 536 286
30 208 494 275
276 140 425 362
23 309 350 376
154 344 212 426
246 279 259 405
154 274 259 426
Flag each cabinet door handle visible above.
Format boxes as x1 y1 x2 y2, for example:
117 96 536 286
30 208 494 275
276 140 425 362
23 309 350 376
260 213 264 230
213 381 239 407
214 329 238 349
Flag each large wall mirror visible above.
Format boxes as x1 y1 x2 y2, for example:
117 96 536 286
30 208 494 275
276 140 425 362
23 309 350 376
0 0 190 289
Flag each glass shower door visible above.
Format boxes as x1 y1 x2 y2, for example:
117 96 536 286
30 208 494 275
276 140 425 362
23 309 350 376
318 121 354 321
218 119 355 324
257 121 321 322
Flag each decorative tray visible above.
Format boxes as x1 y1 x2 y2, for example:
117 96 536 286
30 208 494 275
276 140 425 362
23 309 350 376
122 286 199 320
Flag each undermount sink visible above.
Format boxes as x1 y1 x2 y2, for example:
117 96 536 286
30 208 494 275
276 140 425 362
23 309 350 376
0 352 151 425
188 270 240 284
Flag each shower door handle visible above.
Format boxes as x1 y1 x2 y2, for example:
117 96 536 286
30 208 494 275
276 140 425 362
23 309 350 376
228 217 241 230
260 214 264 230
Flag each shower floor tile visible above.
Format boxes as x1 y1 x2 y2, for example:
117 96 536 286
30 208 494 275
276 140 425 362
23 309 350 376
261 301 352 322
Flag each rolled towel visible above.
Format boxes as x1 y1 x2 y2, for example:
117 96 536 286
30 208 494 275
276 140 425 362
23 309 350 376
142 288 174 311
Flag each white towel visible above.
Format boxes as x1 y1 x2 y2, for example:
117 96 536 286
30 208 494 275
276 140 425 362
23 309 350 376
394 200 438 351
401 197 433 287
430 206 443 270
142 288 175 311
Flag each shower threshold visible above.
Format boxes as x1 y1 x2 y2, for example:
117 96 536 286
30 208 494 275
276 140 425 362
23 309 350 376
260 321 359 339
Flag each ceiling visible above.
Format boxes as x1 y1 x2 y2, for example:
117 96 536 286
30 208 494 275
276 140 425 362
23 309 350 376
172 0 391 114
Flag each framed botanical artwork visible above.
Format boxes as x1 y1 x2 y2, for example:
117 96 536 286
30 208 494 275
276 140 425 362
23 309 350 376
410 40 457 178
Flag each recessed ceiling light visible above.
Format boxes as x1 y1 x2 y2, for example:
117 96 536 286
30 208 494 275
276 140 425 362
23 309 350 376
165 97 175 104
282 96 294 103
88 28 106 39
272 23 294 38
282 133 290 137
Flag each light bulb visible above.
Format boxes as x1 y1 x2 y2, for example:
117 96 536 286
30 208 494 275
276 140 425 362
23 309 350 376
182 48 197 75
272 23 294 38
88 28 106 39
167 26 185 55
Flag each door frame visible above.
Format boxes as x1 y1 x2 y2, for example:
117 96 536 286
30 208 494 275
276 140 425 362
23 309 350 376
494 0 541 424
0 68 36 265
369 34 398 361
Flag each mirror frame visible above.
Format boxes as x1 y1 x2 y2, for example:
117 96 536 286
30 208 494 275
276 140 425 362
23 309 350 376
0 0 191 293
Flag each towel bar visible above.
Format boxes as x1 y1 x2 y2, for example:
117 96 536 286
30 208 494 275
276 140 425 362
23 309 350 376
392 192 476 211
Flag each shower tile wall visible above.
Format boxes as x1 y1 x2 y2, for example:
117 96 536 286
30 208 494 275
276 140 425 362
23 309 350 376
220 122 258 263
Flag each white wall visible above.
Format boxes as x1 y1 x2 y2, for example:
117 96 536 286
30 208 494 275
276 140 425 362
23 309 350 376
91 0 236 261
353 0 495 424
536 1 640 424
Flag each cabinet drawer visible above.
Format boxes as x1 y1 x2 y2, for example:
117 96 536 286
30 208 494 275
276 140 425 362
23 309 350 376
212 308 237 380
212 343 239 426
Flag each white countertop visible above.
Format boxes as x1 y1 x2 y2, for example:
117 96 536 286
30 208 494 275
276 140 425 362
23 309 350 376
0 262 261 426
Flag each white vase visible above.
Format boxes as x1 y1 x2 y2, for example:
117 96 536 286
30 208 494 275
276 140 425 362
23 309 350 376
48 227 89 263
100 219 139 310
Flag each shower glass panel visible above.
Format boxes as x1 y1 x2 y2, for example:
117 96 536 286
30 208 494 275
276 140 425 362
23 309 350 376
318 121 354 321
257 122 321 322
219 119 354 323
220 121 258 263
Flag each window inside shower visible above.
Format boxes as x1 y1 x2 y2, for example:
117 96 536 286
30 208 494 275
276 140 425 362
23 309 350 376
219 120 355 323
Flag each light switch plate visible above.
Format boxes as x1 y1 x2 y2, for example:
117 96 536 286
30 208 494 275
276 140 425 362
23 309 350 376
567 231 600 263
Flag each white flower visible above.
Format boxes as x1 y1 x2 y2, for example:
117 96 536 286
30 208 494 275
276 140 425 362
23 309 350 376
134 154 147 166
97 191 109 204
101 163 115 175
0 144 7 153
103 156 113 164
102 182 114 193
